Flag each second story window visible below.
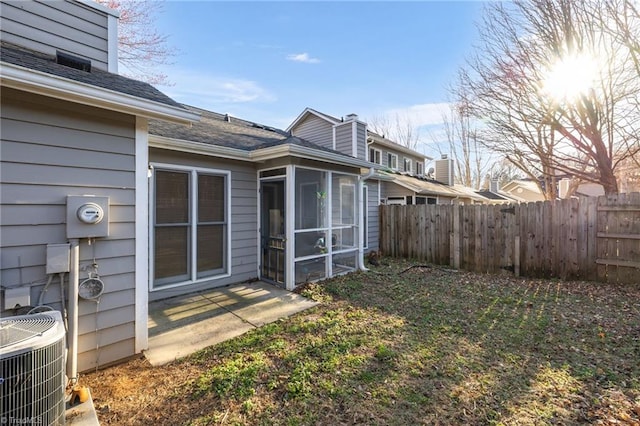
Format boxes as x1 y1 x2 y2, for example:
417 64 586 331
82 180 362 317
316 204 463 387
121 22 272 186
416 162 424 175
387 153 398 170
369 147 382 165
404 158 412 173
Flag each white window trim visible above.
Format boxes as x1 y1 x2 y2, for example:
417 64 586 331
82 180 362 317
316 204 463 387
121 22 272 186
149 163 231 292
386 196 406 205
388 153 398 170
369 147 382 165
404 158 412 173
416 162 424 176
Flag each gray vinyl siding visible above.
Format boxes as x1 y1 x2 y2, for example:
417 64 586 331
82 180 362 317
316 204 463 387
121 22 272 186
1 0 109 71
290 115 334 149
371 142 423 173
381 181 415 199
365 180 379 252
356 122 367 161
334 122 353 156
0 88 137 372
148 148 259 302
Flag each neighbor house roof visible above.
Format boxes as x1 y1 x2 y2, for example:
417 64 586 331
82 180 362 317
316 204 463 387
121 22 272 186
149 105 375 169
382 171 488 202
286 107 342 131
501 179 541 193
475 190 514 202
0 41 198 124
287 107 430 163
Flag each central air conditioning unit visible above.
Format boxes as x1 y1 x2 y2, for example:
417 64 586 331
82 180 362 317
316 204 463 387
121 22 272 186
1 311 67 425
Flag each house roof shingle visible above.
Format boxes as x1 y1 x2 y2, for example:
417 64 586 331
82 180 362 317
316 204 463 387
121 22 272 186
1 42 183 108
475 190 511 201
150 105 359 156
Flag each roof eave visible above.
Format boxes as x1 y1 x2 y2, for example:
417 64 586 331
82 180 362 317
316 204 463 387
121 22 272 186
149 135 374 169
149 135 250 160
367 133 431 161
0 62 200 125
285 107 339 133
251 144 372 169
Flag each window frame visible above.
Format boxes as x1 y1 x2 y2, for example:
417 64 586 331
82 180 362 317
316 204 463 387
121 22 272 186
150 163 231 291
404 158 412 173
416 162 424 176
387 153 398 170
369 147 382 165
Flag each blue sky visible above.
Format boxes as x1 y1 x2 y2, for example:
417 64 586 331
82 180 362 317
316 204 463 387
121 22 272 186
153 1 486 156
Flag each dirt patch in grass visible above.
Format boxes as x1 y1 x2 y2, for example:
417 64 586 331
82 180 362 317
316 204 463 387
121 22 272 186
83 258 640 425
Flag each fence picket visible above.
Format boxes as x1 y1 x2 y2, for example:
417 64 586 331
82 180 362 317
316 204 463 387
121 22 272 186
379 193 639 284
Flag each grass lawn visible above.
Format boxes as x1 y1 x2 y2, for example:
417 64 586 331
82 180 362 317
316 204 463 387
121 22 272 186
84 258 640 425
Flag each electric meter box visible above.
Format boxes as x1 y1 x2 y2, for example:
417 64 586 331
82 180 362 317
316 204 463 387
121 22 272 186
66 195 109 238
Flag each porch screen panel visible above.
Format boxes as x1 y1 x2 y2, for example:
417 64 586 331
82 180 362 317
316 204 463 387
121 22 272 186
332 174 357 251
295 169 327 230
154 170 190 283
197 174 226 276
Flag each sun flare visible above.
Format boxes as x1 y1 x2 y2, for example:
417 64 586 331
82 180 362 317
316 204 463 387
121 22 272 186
542 53 600 102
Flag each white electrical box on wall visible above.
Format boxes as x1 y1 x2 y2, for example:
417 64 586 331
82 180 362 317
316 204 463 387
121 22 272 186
66 195 110 238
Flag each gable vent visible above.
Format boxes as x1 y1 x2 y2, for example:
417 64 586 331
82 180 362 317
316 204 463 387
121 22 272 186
56 51 91 72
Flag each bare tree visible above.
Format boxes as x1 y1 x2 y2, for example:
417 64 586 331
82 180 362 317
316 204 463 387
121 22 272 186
601 0 640 171
489 158 526 187
367 112 421 151
436 95 493 189
460 0 640 197
96 0 175 85
459 3 561 199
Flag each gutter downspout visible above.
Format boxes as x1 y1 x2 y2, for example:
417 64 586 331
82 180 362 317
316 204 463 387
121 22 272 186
358 167 376 271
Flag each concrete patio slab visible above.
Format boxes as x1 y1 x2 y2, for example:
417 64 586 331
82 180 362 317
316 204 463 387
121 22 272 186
66 388 99 426
144 281 318 366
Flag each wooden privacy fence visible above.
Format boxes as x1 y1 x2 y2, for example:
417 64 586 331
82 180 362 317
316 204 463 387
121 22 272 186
379 192 640 284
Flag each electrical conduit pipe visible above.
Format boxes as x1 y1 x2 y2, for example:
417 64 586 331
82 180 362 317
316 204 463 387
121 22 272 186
67 238 80 384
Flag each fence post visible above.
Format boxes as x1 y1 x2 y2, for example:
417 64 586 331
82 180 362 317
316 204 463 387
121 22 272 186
514 235 520 277
453 204 460 269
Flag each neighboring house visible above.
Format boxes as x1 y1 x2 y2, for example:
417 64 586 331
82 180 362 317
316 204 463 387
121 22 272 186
286 109 502 253
0 0 373 374
474 180 522 204
367 135 497 206
501 179 547 202
558 178 605 199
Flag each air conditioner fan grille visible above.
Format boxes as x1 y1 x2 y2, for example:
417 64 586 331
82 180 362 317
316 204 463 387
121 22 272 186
0 314 58 350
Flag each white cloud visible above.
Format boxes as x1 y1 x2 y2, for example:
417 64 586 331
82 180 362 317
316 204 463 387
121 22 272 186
384 102 451 128
160 68 276 105
286 52 321 64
